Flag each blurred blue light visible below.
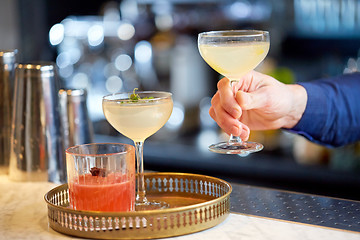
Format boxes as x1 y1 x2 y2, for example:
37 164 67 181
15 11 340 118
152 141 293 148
199 97 216 128
229 1 251 19
115 54 132 71
88 25 104 47
155 15 173 31
196 130 218 152
117 22 135 41
134 41 152 63
56 52 71 68
72 72 89 89
49 23 64 45
56 49 82 69
166 103 184 130
59 65 74 79
105 76 123 93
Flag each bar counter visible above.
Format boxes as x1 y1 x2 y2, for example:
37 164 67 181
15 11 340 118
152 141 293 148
1 174 359 240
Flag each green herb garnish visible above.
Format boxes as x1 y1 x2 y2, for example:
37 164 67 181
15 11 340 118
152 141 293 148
128 88 154 102
129 88 140 101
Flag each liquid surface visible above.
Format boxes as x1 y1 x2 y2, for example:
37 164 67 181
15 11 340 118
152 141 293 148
69 173 135 212
103 99 173 142
199 41 269 81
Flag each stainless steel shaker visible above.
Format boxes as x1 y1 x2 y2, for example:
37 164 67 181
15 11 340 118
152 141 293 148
58 89 94 152
9 62 65 182
0 50 17 174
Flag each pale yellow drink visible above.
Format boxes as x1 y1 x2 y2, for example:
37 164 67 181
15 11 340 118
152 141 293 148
199 42 269 81
103 98 173 142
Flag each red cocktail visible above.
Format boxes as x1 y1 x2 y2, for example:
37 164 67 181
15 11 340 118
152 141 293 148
69 172 135 212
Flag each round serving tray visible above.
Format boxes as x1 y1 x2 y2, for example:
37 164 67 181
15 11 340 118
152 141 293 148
44 172 232 239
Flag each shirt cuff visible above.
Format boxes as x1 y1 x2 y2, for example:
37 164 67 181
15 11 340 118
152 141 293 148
286 82 330 147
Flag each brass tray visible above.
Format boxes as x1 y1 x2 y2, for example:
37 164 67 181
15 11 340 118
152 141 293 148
44 172 232 239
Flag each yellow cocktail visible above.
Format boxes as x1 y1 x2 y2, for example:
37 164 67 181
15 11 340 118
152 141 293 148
103 97 173 142
199 42 269 82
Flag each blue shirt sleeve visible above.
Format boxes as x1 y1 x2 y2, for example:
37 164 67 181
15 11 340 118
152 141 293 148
288 73 360 147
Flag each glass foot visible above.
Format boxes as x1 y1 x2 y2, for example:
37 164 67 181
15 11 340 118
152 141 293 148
135 200 169 211
209 141 263 154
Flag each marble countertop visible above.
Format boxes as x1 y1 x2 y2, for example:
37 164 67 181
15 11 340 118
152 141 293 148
1 174 360 240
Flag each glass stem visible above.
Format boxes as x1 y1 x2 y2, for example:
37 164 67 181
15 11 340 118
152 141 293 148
134 141 147 204
229 80 242 144
229 134 242 143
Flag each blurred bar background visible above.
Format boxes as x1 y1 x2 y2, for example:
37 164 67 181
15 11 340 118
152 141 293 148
1 0 360 199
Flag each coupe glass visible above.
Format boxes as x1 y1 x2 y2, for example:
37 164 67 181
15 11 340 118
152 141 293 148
198 30 270 154
103 91 173 210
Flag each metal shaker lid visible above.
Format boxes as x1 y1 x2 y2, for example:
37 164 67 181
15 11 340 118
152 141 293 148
16 62 55 77
59 89 87 101
0 49 17 65
59 88 86 96
0 49 17 57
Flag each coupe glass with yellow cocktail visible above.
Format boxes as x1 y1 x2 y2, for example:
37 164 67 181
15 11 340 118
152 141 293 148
103 91 173 210
198 30 270 154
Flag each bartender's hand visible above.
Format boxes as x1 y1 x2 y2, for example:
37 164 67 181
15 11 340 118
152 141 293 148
209 71 307 140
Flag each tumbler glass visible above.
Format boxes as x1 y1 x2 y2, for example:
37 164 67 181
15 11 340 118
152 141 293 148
66 143 135 212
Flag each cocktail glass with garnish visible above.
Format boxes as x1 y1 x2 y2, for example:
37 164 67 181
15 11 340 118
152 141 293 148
198 30 270 154
103 90 173 210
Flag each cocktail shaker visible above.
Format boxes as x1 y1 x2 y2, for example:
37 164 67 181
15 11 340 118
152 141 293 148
0 50 17 174
9 62 65 182
58 89 94 152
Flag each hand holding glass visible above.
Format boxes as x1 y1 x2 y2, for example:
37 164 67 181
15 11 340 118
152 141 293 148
198 30 270 154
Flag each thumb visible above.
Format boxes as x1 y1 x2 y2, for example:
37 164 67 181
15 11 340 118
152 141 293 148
236 89 268 110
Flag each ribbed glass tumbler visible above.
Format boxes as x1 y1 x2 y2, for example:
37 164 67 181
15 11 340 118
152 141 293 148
66 143 135 212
